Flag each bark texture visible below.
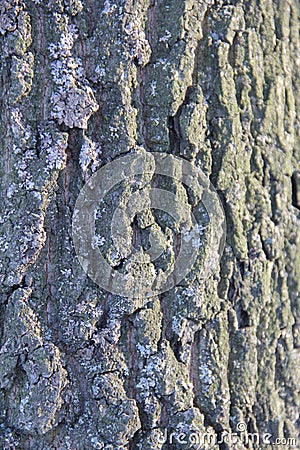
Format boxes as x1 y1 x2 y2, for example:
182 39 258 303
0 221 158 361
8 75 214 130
0 0 299 449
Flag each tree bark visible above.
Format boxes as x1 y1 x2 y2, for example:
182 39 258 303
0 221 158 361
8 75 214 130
0 0 299 449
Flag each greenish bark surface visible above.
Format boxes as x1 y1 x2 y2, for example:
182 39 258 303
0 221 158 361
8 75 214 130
0 0 299 448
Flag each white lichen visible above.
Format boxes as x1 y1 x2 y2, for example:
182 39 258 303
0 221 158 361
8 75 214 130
41 131 67 170
49 20 99 129
102 1 117 14
91 235 106 249
150 81 157 96
159 30 172 43
79 136 102 173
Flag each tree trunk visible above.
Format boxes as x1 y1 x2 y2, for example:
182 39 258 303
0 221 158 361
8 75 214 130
0 0 299 448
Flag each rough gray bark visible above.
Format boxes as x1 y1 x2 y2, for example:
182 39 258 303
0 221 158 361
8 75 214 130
0 0 299 449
